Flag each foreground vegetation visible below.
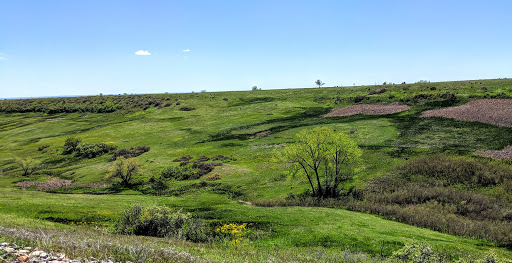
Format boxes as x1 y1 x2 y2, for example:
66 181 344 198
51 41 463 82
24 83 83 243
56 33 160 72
1 78 512 261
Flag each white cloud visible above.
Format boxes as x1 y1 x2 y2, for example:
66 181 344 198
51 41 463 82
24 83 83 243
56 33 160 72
183 49 190 52
135 50 151 56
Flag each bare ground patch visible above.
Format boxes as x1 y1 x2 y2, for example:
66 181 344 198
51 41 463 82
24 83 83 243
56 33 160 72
477 146 512 160
16 179 108 192
422 99 512 127
323 103 410 117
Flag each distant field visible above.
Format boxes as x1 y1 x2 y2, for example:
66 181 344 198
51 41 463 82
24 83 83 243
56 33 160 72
1 79 512 262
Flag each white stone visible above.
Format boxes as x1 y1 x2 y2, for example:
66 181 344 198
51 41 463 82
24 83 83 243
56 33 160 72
30 250 42 257
19 249 30 255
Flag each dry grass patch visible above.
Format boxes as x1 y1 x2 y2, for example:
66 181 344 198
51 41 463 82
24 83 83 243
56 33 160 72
16 179 108 192
422 99 512 127
477 146 512 160
323 103 410 117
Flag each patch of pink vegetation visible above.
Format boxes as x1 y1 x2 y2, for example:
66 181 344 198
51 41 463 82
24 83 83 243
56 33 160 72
422 99 512 127
323 103 410 117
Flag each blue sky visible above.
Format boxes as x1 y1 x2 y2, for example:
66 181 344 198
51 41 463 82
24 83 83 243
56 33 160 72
1 0 511 98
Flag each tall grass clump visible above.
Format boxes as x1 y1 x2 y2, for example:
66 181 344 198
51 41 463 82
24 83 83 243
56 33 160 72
346 155 512 245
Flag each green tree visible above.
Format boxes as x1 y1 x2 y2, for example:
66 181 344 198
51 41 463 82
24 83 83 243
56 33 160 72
315 79 325 88
108 157 141 187
16 159 40 176
277 127 362 197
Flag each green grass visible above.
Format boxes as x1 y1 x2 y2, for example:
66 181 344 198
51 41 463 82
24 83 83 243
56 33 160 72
1 78 512 261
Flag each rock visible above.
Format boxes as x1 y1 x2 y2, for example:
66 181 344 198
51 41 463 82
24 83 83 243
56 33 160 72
30 251 42 257
39 252 48 259
19 249 30 255
17 255 30 262
0 242 8 246
4 247 15 253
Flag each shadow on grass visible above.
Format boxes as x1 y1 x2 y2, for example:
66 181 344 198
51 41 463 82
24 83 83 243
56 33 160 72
203 107 397 143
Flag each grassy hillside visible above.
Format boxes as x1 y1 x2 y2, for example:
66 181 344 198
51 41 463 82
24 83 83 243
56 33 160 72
1 79 512 262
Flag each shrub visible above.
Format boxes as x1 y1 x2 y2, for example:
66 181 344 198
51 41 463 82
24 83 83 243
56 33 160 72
75 143 117 158
353 95 368 103
37 145 50 151
179 106 195 111
172 155 193 163
62 137 81 155
399 155 512 187
391 243 448 263
161 164 200 180
216 223 248 245
108 146 150 162
345 155 512 244
368 88 387 95
206 174 221 181
192 161 222 177
196 155 210 162
113 204 212 242
212 154 236 162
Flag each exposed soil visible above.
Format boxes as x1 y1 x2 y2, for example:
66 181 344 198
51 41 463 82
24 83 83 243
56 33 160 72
422 99 512 127
477 146 512 160
323 103 410 117
255 130 271 137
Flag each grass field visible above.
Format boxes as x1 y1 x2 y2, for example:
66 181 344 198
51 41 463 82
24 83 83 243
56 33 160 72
1 79 512 262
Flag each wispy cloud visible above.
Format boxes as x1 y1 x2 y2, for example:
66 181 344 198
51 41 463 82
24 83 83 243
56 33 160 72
0 53 7 60
135 50 151 56
183 49 190 52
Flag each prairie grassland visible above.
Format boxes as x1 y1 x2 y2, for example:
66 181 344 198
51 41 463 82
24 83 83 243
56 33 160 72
1 79 512 261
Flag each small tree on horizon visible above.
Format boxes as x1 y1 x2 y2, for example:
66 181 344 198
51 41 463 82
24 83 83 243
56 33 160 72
315 80 325 88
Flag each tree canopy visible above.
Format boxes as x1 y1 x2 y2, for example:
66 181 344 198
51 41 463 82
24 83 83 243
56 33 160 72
278 127 362 198
315 80 325 88
108 157 141 187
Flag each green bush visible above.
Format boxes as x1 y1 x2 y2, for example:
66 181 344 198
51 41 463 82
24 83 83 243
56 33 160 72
161 164 199 180
75 143 117 158
391 243 447 263
108 146 150 162
62 137 81 155
113 204 212 242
